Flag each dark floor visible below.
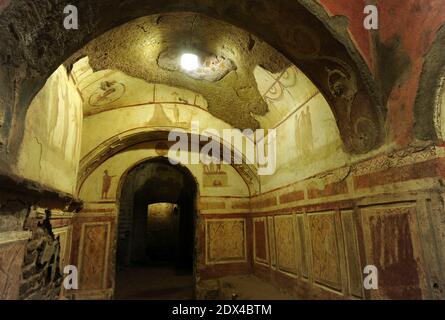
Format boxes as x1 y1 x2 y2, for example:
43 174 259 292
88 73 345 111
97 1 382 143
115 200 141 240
218 275 293 300
115 265 194 300
114 265 293 300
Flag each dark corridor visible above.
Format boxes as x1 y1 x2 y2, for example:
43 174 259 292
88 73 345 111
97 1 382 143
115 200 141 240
115 158 197 299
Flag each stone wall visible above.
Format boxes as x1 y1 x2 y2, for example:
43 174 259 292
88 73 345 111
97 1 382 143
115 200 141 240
0 176 80 300
20 209 62 300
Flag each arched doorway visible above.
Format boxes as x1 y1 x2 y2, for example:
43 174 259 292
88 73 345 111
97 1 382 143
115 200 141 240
114 157 198 299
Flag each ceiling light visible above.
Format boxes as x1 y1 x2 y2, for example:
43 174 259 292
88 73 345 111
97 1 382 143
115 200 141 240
181 53 199 71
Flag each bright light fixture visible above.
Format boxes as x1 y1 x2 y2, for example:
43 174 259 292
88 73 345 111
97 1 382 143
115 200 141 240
181 53 199 71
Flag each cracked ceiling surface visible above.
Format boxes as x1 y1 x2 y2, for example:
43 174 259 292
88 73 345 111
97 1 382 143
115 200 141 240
68 12 294 130
0 0 384 164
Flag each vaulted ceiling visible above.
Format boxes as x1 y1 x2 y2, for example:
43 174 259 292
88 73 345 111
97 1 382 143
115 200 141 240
0 0 385 171
68 13 292 130
68 12 325 131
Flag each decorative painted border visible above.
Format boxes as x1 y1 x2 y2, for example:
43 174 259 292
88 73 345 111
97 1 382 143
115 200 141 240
433 74 445 140
307 211 343 293
77 221 112 290
253 217 269 267
205 218 247 265
0 231 31 245
274 214 298 278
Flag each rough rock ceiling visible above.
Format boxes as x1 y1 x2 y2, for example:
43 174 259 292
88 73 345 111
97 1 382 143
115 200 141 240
70 54 324 131
0 0 384 165
68 13 291 130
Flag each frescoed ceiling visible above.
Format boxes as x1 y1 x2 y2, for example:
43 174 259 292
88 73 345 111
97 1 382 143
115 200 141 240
71 57 208 117
253 65 323 129
0 0 394 166
67 13 291 130
70 15 327 132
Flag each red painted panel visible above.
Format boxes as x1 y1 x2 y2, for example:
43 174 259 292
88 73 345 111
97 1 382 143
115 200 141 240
319 0 374 71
